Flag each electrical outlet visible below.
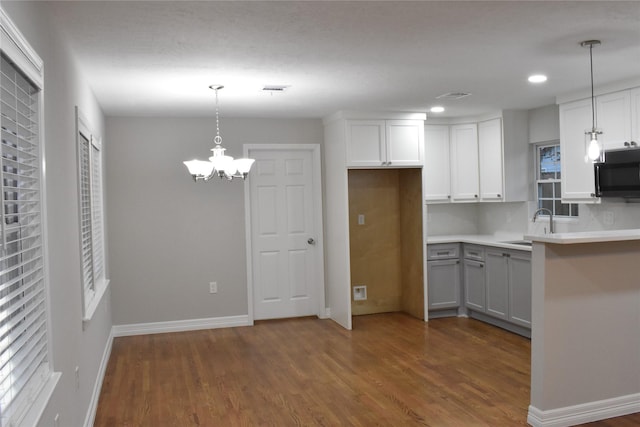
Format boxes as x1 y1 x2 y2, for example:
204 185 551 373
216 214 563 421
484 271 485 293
358 214 365 225
209 282 218 294
353 285 367 301
603 211 614 226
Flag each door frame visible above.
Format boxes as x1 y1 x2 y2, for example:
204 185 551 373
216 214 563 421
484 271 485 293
243 144 326 324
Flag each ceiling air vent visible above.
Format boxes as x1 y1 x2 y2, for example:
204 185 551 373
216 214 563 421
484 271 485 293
262 85 291 93
436 92 472 100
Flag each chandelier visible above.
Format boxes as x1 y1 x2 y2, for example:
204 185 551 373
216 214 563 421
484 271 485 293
581 40 604 161
183 85 255 181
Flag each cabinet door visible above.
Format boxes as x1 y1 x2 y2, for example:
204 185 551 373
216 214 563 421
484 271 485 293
596 90 632 151
427 259 460 310
508 251 532 328
631 88 640 145
478 118 504 201
485 250 509 320
424 125 451 202
463 259 485 312
559 98 600 203
450 123 479 202
346 120 386 167
386 120 424 166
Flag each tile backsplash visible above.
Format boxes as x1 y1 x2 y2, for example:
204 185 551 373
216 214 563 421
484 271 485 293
427 200 640 237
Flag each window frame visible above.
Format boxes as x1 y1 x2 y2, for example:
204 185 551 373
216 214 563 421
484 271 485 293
1 6 60 427
535 142 579 219
75 107 108 322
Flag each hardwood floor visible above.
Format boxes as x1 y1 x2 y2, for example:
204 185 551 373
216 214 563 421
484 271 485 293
94 313 640 426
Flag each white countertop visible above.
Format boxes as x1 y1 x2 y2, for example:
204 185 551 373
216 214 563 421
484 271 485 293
427 234 532 251
525 228 640 244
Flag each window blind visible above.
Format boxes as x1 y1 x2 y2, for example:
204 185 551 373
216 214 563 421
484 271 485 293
76 110 105 319
0 53 49 425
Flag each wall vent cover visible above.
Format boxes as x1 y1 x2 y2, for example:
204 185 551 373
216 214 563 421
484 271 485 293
262 85 291 92
436 92 472 100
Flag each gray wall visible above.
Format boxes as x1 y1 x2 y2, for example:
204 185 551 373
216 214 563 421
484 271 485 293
106 117 323 325
2 2 112 427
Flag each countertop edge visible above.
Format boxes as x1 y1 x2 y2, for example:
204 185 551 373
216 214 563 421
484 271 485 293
524 229 640 244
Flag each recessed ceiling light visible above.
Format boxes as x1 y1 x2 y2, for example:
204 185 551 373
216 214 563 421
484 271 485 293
528 74 548 83
430 106 445 113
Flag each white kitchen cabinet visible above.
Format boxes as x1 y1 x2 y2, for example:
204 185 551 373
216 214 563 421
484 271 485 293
630 87 640 146
424 125 451 202
596 90 632 151
450 123 479 202
425 111 528 204
478 118 504 201
559 98 600 203
346 119 424 167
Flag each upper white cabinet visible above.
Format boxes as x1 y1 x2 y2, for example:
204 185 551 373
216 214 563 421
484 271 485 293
346 119 424 167
478 118 504 201
596 90 633 150
559 98 600 203
450 123 480 202
424 111 528 204
633 88 640 146
424 125 451 202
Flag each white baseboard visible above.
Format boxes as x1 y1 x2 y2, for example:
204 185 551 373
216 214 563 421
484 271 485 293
112 314 252 337
83 328 114 427
528 393 640 427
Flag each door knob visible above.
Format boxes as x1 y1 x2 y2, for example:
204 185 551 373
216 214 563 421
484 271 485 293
307 238 315 245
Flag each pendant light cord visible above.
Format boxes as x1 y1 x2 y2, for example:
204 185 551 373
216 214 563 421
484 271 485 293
589 44 596 130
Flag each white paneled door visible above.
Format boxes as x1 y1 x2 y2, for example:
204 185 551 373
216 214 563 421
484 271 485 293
246 145 324 321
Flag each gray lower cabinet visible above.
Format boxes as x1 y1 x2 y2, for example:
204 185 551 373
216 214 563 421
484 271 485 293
484 248 531 327
485 249 509 320
463 258 485 312
427 244 461 310
427 259 460 309
508 251 532 327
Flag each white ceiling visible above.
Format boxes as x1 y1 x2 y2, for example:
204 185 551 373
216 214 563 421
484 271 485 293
45 0 640 119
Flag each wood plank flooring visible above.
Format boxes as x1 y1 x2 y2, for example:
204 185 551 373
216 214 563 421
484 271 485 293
94 313 640 426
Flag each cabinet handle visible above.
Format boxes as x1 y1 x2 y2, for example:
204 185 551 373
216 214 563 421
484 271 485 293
387 161 392 165
590 193 597 198
625 141 630 147
447 195 451 199
497 194 501 198
437 251 449 255
474 194 478 198
632 141 638 147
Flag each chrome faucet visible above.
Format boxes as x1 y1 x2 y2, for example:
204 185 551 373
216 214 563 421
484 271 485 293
532 208 554 234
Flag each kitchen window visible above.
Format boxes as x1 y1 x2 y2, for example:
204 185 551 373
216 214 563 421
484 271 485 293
76 108 108 321
536 144 578 217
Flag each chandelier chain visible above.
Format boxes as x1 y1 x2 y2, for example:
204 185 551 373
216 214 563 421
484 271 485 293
214 88 222 145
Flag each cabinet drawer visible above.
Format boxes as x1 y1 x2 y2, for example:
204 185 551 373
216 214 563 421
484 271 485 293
463 245 485 261
427 243 459 260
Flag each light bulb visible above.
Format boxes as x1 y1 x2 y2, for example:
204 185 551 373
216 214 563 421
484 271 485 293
587 138 601 161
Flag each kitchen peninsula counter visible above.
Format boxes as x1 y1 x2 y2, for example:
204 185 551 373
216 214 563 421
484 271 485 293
525 230 640 426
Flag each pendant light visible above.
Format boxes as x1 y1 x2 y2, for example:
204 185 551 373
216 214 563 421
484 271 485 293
183 85 255 181
581 40 603 162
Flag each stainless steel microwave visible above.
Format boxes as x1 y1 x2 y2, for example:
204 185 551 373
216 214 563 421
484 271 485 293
594 148 640 198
